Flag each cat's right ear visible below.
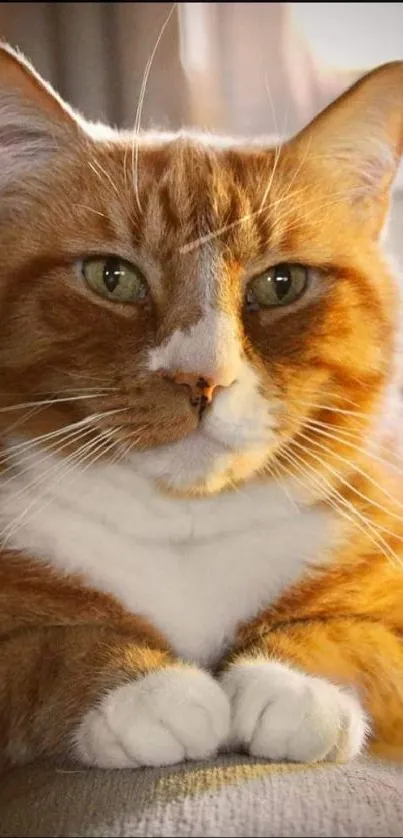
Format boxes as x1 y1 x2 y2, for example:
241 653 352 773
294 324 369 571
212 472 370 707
0 43 79 189
290 61 403 236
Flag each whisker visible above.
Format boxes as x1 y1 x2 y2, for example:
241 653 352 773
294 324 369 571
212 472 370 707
0 429 119 549
106 426 147 467
290 435 403 549
292 435 403 546
313 393 372 409
1 430 113 514
302 418 403 479
179 181 355 256
293 400 372 419
178 186 310 254
271 187 363 233
88 160 120 198
267 459 301 514
294 429 403 519
0 408 129 464
258 141 282 215
0 423 96 486
302 417 370 442
0 421 91 467
0 420 93 468
56 371 118 386
277 446 402 566
1 388 89 397
2 404 46 438
132 3 177 212
271 132 313 217
258 71 286 212
0 386 118 396
0 392 112 414
73 204 109 219
280 454 401 566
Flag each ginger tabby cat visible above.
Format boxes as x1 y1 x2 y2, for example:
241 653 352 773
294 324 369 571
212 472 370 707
0 43 403 770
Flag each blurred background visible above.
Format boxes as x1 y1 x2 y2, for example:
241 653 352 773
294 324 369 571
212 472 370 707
0 2 402 257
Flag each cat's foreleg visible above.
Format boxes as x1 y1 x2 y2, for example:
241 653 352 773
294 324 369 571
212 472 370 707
1 626 230 769
219 618 403 762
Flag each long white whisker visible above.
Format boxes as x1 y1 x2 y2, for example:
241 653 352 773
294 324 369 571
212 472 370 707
0 392 111 414
289 437 403 556
258 71 286 213
302 418 403 479
0 420 94 468
279 452 400 565
258 141 282 214
0 429 119 549
267 459 301 514
179 186 309 255
272 132 313 219
305 392 371 410
292 435 403 546
295 430 403 519
277 446 402 566
0 408 128 464
179 183 352 256
1 430 112 515
294 400 372 419
132 3 177 212
1 386 118 396
272 187 363 234
302 417 369 442
88 160 120 198
0 423 96 486
2 405 46 438
107 426 147 467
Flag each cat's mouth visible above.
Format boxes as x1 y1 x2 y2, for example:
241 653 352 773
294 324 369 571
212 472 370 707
130 421 273 497
191 424 232 450
124 370 281 496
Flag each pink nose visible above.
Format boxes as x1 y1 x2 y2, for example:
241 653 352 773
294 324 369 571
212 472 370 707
166 371 234 411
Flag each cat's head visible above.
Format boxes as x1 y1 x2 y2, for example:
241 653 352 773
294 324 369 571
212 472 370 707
0 45 402 497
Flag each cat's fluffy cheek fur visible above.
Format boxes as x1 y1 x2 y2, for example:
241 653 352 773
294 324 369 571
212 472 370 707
74 666 230 769
220 659 369 763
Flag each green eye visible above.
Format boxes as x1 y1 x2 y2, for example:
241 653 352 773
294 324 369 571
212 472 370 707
82 257 148 303
246 263 308 309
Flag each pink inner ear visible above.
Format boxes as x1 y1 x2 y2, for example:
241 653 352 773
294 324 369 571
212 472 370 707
330 138 398 200
293 64 403 205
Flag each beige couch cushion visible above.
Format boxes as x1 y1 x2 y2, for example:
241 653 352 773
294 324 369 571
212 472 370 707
1 756 402 837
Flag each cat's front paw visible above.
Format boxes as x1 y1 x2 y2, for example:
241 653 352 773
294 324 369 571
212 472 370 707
74 666 230 768
220 659 368 763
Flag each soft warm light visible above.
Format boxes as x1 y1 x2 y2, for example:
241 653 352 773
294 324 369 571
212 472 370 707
291 3 403 71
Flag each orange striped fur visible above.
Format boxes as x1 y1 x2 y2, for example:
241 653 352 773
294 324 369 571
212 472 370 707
1 45 403 768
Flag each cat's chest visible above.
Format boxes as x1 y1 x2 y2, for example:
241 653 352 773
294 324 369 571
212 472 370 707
1 452 335 665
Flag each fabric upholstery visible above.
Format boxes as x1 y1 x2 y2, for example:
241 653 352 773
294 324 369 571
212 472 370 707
1 756 402 837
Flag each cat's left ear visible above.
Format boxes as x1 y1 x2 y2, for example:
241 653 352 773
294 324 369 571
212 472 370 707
292 62 403 234
0 43 80 189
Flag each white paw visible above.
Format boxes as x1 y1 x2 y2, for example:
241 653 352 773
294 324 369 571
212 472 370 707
74 666 230 769
220 659 369 763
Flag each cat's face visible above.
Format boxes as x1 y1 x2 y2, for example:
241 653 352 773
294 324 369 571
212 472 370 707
0 47 402 496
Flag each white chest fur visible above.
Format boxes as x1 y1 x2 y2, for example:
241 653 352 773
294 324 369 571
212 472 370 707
0 448 335 665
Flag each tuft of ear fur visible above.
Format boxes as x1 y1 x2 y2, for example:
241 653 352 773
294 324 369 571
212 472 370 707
0 43 79 190
292 62 403 233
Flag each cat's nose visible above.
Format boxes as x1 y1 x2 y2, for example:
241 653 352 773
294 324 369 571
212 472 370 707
167 371 234 411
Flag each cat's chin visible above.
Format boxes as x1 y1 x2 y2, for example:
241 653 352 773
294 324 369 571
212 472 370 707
130 428 270 497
